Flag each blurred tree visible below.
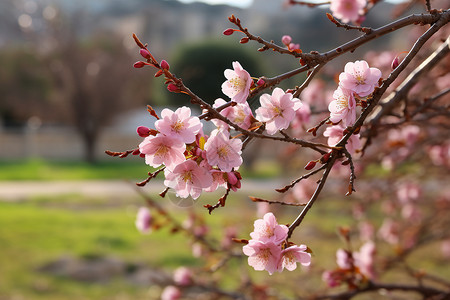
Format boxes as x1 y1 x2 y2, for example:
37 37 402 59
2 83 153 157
164 40 264 107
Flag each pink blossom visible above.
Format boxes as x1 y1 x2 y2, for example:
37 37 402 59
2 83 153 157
323 124 361 155
336 248 353 269
250 212 288 245
164 160 213 199
358 221 375 242
396 182 421 204
330 0 366 24
279 244 311 271
212 98 253 131
281 35 292 46
173 267 192 286
441 240 450 259
328 86 356 126
139 134 186 170
155 106 202 144
221 61 252 103
243 240 282 275
161 286 181 300
353 241 376 279
291 102 311 133
339 60 382 97
204 130 243 172
135 207 152 234
203 169 227 193
378 219 399 245
428 143 450 167
255 87 302 135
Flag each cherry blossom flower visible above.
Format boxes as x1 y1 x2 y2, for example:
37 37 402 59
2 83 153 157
330 0 366 24
378 218 399 245
353 241 376 279
204 130 243 172
135 207 152 234
164 160 213 199
279 244 311 271
336 248 353 269
255 87 302 135
155 106 202 144
173 267 192 286
139 134 186 170
250 212 288 245
328 86 356 126
211 98 253 131
323 124 361 155
339 60 382 97
243 240 282 275
221 61 252 103
161 285 181 300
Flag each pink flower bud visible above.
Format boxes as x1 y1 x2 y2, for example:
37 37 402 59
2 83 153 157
154 69 163 77
139 49 151 59
227 171 238 185
160 60 170 70
167 83 180 92
223 28 235 36
133 61 146 68
256 78 265 86
391 56 400 70
240 37 249 44
136 126 151 137
282 35 292 46
304 160 317 170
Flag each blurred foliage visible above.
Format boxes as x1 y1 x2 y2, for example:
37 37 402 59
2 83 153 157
159 39 265 107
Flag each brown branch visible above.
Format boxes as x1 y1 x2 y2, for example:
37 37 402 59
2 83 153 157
249 196 307 206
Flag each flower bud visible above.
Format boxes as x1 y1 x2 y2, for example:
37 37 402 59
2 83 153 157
281 35 292 46
160 60 170 70
304 160 317 170
136 126 151 137
240 37 249 44
133 61 146 68
256 78 265 86
391 56 400 70
154 69 164 77
167 83 180 92
223 28 234 36
139 49 151 59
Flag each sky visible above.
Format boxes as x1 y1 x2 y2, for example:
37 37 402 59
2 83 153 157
177 0 254 8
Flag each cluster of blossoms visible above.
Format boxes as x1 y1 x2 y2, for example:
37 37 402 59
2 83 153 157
243 213 311 275
325 60 381 154
322 241 376 288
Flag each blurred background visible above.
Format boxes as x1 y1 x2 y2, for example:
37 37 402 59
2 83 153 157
1 0 434 299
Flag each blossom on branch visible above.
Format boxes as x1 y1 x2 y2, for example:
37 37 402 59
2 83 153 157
135 207 152 234
328 86 357 126
243 240 282 275
221 61 252 103
330 0 366 24
323 124 361 154
204 130 243 172
139 134 186 170
339 60 382 97
155 106 203 144
255 87 302 135
279 245 311 271
211 98 253 131
164 160 213 199
250 212 288 245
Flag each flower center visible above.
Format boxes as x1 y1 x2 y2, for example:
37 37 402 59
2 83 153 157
355 72 365 85
181 170 193 183
229 76 246 93
336 95 348 110
171 120 185 133
271 106 283 117
263 225 274 238
234 108 246 124
155 145 169 157
217 145 229 159
258 248 272 262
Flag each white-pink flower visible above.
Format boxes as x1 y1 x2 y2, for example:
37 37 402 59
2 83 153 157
139 134 186 170
164 160 213 199
353 241 376 279
212 98 253 131
323 124 361 155
250 212 288 245
243 240 281 275
173 267 192 286
221 61 252 103
155 106 202 144
339 60 381 97
255 87 302 135
330 0 366 24
161 286 181 300
135 207 152 234
279 244 311 271
204 130 243 172
328 86 356 126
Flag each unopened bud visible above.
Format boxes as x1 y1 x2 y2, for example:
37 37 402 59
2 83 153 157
167 83 180 92
281 35 292 46
391 56 400 70
132 149 141 155
304 160 317 170
139 49 151 59
256 78 265 86
320 152 331 163
240 37 249 44
160 60 170 70
137 126 151 137
223 28 234 36
154 69 163 77
133 61 146 68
